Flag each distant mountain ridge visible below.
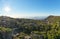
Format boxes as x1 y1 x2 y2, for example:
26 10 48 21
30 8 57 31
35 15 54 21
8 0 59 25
26 16 48 20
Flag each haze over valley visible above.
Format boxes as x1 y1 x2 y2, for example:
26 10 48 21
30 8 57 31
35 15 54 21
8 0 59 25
0 0 60 39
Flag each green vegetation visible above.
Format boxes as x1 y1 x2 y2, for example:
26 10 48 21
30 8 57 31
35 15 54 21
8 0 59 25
0 27 12 32
0 16 60 39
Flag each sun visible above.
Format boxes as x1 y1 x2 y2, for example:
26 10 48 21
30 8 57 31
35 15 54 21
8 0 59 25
4 6 11 12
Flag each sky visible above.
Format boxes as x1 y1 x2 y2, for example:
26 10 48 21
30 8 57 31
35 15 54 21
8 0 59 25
0 0 60 18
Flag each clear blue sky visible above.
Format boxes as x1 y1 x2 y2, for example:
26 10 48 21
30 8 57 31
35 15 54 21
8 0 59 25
0 0 60 18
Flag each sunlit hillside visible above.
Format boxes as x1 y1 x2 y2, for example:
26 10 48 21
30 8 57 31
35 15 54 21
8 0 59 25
0 16 60 39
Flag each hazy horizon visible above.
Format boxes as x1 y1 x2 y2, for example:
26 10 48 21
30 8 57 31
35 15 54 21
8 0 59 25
0 0 60 18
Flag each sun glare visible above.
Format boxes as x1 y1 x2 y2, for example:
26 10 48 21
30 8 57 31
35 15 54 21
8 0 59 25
4 7 11 12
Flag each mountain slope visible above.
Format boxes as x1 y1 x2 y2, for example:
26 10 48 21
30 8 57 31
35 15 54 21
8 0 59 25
45 15 60 21
0 16 42 28
44 15 60 25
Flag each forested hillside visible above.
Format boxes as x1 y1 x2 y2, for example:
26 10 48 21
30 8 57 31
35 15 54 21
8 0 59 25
0 16 60 39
